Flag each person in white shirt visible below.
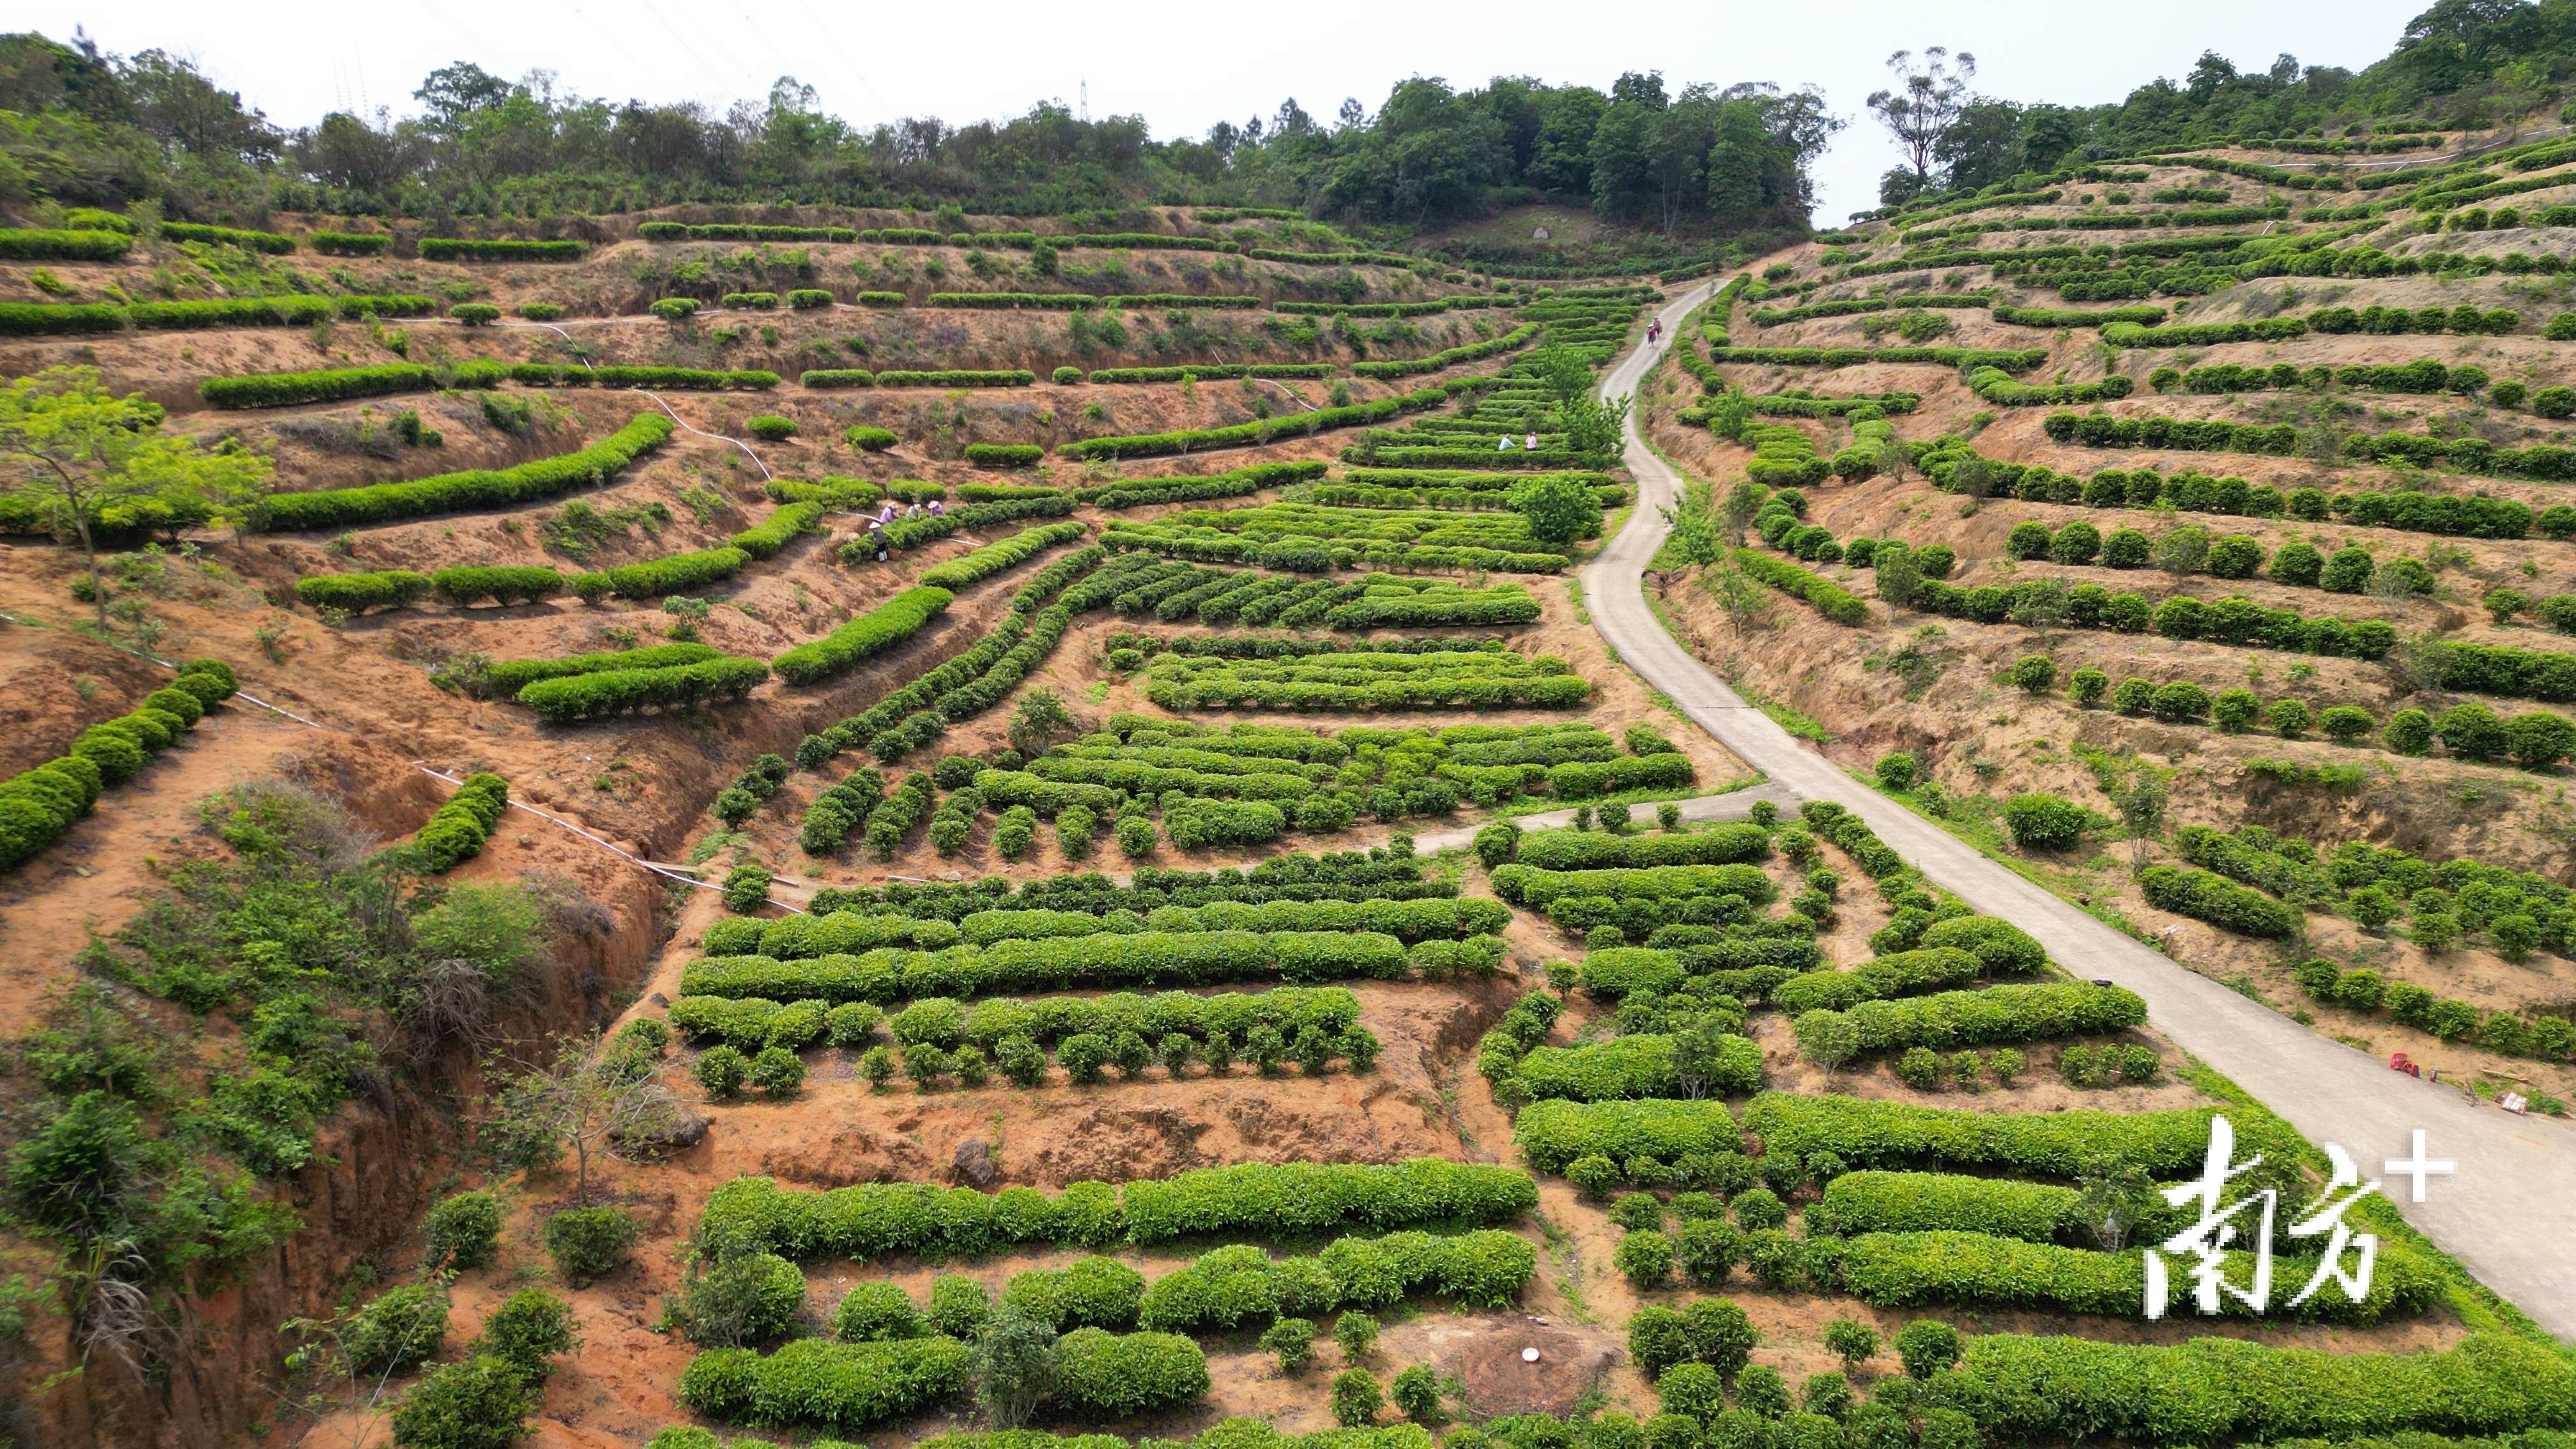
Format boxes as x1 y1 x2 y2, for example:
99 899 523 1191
1497 434 1515 451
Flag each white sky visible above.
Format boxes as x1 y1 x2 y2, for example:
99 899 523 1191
22 0 2434 225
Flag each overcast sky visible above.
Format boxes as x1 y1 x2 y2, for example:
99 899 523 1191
24 0 2435 224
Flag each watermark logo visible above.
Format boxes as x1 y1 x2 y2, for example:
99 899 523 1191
2143 1114 2448 1319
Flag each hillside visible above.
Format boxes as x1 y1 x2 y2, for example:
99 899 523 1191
0 25 2574 1449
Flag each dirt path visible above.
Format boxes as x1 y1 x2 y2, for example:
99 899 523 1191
1586 276 2576 1343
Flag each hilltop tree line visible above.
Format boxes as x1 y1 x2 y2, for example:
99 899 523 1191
9 0 2576 231
1871 0 2576 209
0 32 1828 240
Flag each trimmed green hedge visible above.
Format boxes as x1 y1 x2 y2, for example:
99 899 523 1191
1138 1229 1535 1332
0 294 436 336
485 643 720 697
418 237 586 261
1793 982 2148 1057
682 928 1415 1003
1734 547 1868 624
773 586 953 685
293 569 434 613
1839 1229 2439 1323
259 413 672 532
1490 862 1776 910
697 1159 1537 1263
310 231 391 256
919 522 1088 589
1770 948 1989 1014
1059 380 1469 461
1350 323 1544 379
1084 364 1339 383
638 222 858 242
1508 1032 1764 1101
0 666 238 871
0 229 132 261
1740 1093 2262 1178
575 546 751 601
676 1336 970 1431
964 443 1045 467
1940 1332 2576 1446
876 370 1037 388
200 361 493 409
1055 1330 1209 1418
516 656 769 723
2140 865 2303 937
729 502 825 559
1513 1100 1742 1174
160 222 295 252
417 772 508 871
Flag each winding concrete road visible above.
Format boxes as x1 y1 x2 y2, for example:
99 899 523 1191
1583 278 2576 1340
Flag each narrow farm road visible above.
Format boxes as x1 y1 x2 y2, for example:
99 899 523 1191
1581 277 2576 1341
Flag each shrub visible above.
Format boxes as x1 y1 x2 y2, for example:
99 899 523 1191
296 569 433 613
676 1337 973 1432
749 1046 806 1096
836 1281 927 1341
1263 1317 1317 1373
695 1045 750 1098
673 1252 804 1348
746 416 799 441
1896 1319 1962 1378
1056 1329 1209 1418
389 1355 540 1449
346 1281 450 1374
1331 1368 1384 1427
848 426 900 450
542 1207 637 1286
966 443 1046 467
1392 1363 1441 1419
415 773 509 872
2002 793 2087 850
1616 1230 1676 1287
1823 1319 1880 1374
425 1191 504 1270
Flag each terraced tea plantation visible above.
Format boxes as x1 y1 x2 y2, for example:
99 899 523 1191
1 33 2572 1449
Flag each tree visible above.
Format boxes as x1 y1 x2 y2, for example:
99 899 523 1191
1659 479 1722 566
1934 98 2023 192
2074 1156 2155 1251
1872 542 1923 607
1671 1020 1741 1100
1510 475 1600 547
972 1308 1060 1428
477 1035 685 1200
1867 49 1977 192
1721 482 1767 546
0 366 272 625
1793 1010 1859 1084
1558 390 1632 462
1007 687 1078 757
2112 768 2168 873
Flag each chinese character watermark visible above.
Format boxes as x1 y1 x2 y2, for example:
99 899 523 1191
2142 1114 2437 1319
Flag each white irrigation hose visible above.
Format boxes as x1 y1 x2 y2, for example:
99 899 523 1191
413 763 806 914
461 318 778 481
636 390 774 481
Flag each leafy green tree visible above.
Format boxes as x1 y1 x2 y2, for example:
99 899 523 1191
1007 687 1078 758
1510 475 1599 546
0 365 272 624
479 1035 684 1200
972 1308 1060 1428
